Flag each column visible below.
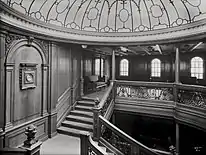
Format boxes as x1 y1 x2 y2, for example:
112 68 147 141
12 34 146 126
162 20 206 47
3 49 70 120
48 42 58 138
0 31 6 148
112 49 116 81
71 52 74 105
80 54 84 96
176 123 180 155
175 46 180 83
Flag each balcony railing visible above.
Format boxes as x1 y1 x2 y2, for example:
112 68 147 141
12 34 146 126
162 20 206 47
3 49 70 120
116 80 174 101
80 80 206 155
116 80 206 109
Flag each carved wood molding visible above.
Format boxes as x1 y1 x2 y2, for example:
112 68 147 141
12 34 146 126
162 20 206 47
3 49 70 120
0 1 206 45
4 33 49 62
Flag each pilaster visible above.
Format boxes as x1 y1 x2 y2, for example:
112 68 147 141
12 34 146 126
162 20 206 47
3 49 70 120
48 42 58 138
0 31 7 148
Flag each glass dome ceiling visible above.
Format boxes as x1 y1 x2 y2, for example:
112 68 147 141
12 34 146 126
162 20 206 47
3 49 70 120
2 0 206 33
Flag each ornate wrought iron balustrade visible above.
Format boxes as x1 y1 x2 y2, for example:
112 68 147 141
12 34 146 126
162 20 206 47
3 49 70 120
99 115 161 155
116 82 174 101
177 85 206 109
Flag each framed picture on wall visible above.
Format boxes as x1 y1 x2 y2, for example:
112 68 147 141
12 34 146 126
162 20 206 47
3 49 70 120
19 63 37 90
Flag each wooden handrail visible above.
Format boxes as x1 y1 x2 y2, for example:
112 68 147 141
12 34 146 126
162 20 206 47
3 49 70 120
116 80 174 88
98 83 114 109
117 80 206 92
99 115 161 155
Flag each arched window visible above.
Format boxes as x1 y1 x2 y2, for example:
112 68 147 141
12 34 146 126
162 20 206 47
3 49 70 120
191 57 204 79
95 58 100 75
120 59 129 76
100 58 104 77
151 58 161 77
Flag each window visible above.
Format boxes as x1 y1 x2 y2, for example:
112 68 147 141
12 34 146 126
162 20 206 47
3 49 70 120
95 58 100 75
151 58 161 77
120 59 129 76
191 57 204 79
100 58 104 77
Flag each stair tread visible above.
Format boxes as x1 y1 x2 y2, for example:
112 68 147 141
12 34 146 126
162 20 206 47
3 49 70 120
78 100 95 105
66 115 93 123
62 120 93 129
71 110 93 116
81 97 96 101
76 105 93 110
57 126 91 135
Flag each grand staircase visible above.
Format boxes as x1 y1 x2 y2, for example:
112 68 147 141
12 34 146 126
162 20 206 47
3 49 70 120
57 97 95 137
57 97 115 155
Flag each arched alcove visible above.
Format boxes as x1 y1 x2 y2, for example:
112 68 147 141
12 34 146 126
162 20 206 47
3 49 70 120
5 39 48 128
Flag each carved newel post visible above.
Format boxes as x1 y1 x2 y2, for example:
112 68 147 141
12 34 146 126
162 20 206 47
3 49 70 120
24 125 37 147
92 98 102 141
19 125 42 155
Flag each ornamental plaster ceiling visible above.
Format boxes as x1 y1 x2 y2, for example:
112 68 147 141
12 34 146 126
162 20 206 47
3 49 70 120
1 0 206 33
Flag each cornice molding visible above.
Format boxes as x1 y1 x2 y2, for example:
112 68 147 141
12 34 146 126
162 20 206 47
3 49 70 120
0 1 206 45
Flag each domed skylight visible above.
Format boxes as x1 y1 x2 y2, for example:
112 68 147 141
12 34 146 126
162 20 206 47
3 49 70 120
2 0 206 32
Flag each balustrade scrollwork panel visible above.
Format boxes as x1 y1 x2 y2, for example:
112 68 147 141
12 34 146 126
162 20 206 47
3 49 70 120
177 89 206 109
102 127 131 155
116 85 174 101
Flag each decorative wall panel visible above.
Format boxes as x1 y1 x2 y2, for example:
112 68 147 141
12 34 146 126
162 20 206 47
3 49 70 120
2 0 206 32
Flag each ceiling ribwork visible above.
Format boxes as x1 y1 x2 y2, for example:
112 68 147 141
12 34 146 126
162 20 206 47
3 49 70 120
1 0 206 33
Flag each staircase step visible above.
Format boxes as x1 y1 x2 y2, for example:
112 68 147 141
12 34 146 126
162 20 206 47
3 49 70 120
81 96 96 101
62 120 93 132
75 105 93 111
77 100 95 107
70 110 93 118
66 115 93 125
57 126 91 137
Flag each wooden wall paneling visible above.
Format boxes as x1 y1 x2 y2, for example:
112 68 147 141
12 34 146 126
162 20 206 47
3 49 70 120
5 63 14 129
13 46 42 125
4 38 49 147
56 87 72 125
4 116 48 148
55 43 73 127
116 52 206 84
0 31 6 148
